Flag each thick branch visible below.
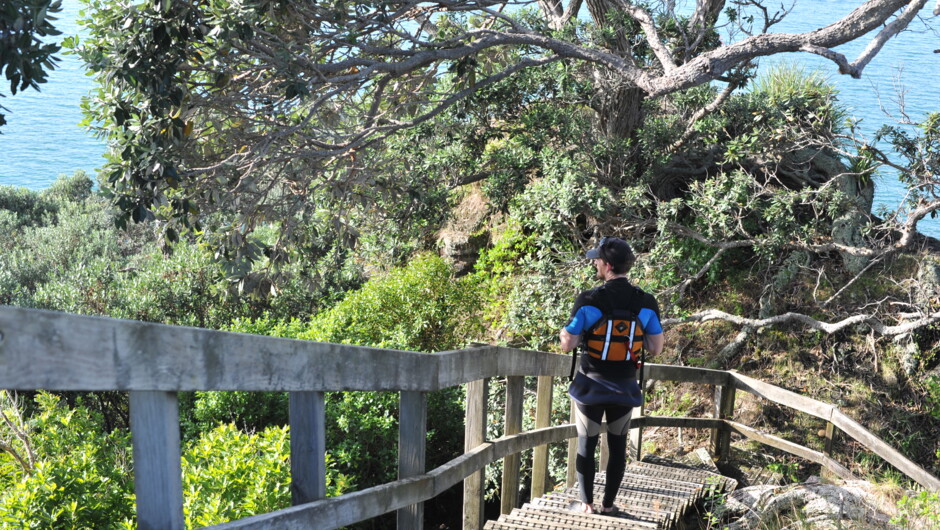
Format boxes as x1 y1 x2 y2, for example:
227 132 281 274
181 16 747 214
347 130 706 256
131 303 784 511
648 0 917 96
615 1 677 72
850 0 928 76
0 440 31 475
663 308 940 336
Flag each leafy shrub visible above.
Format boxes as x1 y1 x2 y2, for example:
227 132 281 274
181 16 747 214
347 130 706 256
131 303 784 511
300 252 483 351
892 487 940 528
225 255 478 495
182 423 351 527
179 391 289 443
0 392 135 529
0 183 57 228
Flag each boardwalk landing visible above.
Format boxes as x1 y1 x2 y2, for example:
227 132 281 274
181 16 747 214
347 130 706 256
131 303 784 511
485 460 738 529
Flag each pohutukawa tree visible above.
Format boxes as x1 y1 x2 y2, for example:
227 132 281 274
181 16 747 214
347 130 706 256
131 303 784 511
75 0 940 337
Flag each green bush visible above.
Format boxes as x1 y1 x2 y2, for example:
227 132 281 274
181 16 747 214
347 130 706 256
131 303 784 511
300 252 483 351
0 392 135 529
892 486 940 528
182 423 351 527
225 255 479 495
179 391 289 443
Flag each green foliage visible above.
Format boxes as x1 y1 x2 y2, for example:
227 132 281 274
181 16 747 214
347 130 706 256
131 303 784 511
181 423 351 527
0 392 134 529
179 391 288 444
926 376 940 420
0 0 62 128
76 0 213 234
892 488 940 528
225 255 475 493
300 253 483 351
875 111 940 206
0 177 125 307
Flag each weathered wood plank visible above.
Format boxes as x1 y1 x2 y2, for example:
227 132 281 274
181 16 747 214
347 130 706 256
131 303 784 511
824 421 836 456
726 421 856 481
567 400 577 488
731 372 835 420
289 391 326 505
830 410 940 490
630 404 643 461
0 306 569 392
464 378 488 530
501 376 524 515
130 391 184 530
645 364 729 386
711 383 736 461
206 424 576 530
531 375 553 498
399 391 427 529
636 416 725 430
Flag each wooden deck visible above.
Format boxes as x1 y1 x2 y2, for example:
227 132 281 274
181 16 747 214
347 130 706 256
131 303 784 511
485 460 737 530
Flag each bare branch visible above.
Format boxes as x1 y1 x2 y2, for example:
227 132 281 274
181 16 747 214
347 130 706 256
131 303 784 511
0 440 31 475
850 0 929 76
663 308 940 336
0 390 34 471
649 0 921 96
615 1 678 72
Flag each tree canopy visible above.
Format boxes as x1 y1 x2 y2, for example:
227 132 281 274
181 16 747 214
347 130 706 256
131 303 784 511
67 0 940 342
72 0 934 239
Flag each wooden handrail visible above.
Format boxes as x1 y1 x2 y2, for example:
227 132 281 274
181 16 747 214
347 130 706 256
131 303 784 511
206 424 576 529
1 304 937 530
0 306 568 392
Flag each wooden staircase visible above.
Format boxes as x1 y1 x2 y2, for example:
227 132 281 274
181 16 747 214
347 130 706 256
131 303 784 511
484 460 737 529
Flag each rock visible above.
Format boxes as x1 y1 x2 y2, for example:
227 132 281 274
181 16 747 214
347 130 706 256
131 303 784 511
915 257 940 308
724 480 895 529
831 211 871 274
437 187 491 275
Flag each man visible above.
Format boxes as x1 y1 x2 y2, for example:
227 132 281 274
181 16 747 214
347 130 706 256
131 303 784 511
559 236 664 515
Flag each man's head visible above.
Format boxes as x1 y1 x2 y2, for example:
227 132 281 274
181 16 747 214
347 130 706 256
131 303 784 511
586 236 635 278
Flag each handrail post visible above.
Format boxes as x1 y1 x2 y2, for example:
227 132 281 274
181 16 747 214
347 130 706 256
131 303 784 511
399 390 427 529
130 391 184 530
530 375 553 498
463 378 488 530
566 401 577 488
711 374 736 462
824 420 836 455
290 391 327 505
500 376 524 514
629 406 643 461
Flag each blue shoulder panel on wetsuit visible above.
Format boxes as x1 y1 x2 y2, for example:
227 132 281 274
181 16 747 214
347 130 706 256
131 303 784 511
565 305 662 335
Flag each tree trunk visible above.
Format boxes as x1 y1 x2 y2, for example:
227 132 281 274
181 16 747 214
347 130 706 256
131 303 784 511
584 0 649 183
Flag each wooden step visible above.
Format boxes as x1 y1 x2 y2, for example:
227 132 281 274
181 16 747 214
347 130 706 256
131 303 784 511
485 458 737 530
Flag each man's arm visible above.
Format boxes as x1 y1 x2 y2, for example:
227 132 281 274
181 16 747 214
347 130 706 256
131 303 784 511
559 328 580 352
644 333 664 355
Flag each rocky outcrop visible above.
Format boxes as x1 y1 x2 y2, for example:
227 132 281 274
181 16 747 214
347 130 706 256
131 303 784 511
718 478 896 529
437 186 492 275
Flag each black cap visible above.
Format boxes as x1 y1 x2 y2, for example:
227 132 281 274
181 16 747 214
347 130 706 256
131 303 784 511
586 236 634 268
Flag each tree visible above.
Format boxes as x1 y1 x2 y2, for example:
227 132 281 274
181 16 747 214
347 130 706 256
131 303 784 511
73 0 940 351
0 0 62 129
75 0 936 246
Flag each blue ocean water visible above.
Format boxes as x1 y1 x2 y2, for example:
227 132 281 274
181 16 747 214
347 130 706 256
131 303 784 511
0 0 102 187
0 0 937 235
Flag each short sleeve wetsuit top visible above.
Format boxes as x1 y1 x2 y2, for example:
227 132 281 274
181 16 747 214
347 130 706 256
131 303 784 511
565 277 662 407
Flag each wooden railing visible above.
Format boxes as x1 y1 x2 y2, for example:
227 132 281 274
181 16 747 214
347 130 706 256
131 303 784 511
0 305 937 530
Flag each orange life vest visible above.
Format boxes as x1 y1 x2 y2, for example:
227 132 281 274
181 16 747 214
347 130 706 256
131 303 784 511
582 309 644 365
